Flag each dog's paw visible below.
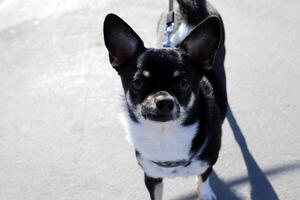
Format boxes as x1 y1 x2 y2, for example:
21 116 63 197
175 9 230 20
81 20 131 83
200 188 216 200
197 178 217 200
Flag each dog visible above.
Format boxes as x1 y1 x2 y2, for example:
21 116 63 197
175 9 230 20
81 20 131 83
103 0 227 199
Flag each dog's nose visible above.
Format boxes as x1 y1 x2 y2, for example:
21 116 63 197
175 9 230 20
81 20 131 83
156 98 174 113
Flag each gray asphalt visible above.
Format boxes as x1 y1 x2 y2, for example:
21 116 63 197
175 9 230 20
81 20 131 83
0 0 299 199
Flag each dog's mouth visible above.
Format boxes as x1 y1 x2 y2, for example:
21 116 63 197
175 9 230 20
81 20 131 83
143 112 173 122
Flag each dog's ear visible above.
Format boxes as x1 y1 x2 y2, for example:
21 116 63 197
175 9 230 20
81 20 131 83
103 14 144 70
180 16 221 70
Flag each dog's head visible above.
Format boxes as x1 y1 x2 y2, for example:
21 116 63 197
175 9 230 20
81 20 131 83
103 14 221 123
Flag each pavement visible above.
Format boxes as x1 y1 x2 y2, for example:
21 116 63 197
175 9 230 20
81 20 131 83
0 0 299 199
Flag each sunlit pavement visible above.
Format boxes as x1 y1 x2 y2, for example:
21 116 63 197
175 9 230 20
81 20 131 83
0 0 299 199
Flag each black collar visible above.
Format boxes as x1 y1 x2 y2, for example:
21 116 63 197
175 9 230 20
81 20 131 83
151 149 199 168
152 160 191 168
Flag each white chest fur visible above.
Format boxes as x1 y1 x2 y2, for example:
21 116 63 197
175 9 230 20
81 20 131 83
120 113 209 178
125 117 198 161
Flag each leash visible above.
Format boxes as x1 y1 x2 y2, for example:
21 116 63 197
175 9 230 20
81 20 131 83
163 0 175 48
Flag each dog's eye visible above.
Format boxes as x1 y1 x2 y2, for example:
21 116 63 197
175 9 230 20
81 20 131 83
132 79 144 90
177 79 190 92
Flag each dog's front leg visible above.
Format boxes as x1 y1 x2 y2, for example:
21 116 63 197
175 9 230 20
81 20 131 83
144 173 163 200
196 175 216 200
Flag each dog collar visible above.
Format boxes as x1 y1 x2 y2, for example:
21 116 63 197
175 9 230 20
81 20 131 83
163 0 175 48
151 153 197 168
152 160 191 168
151 137 209 168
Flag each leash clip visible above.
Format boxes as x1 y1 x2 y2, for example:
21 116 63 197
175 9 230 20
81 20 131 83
163 21 175 48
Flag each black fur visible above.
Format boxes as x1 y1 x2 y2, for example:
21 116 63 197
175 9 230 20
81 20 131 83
177 0 209 24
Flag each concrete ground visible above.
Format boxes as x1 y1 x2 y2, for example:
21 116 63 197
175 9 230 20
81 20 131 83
0 0 299 199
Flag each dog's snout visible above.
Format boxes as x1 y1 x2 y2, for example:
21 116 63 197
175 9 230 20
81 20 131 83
155 98 174 113
142 91 176 121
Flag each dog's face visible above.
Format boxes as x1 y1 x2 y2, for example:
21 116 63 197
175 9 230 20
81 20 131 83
103 14 221 123
124 48 200 122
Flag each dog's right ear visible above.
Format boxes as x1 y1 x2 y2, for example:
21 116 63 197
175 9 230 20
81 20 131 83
103 14 145 70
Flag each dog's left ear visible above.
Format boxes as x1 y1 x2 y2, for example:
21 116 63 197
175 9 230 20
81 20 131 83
103 14 145 70
180 16 221 70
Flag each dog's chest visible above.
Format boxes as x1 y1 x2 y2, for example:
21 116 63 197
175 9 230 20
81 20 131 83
125 120 198 161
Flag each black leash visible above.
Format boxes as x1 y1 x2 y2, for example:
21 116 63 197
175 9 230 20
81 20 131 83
163 0 175 48
166 0 174 25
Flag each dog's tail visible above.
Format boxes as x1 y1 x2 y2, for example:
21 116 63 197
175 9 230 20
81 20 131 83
176 0 209 24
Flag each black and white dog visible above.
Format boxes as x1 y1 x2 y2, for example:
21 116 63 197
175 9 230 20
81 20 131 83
103 0 227 199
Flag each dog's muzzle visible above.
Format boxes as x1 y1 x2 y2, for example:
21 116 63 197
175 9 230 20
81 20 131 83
142 91 177 122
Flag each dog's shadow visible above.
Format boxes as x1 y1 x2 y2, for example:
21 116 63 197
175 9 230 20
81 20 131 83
173 106 300 200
